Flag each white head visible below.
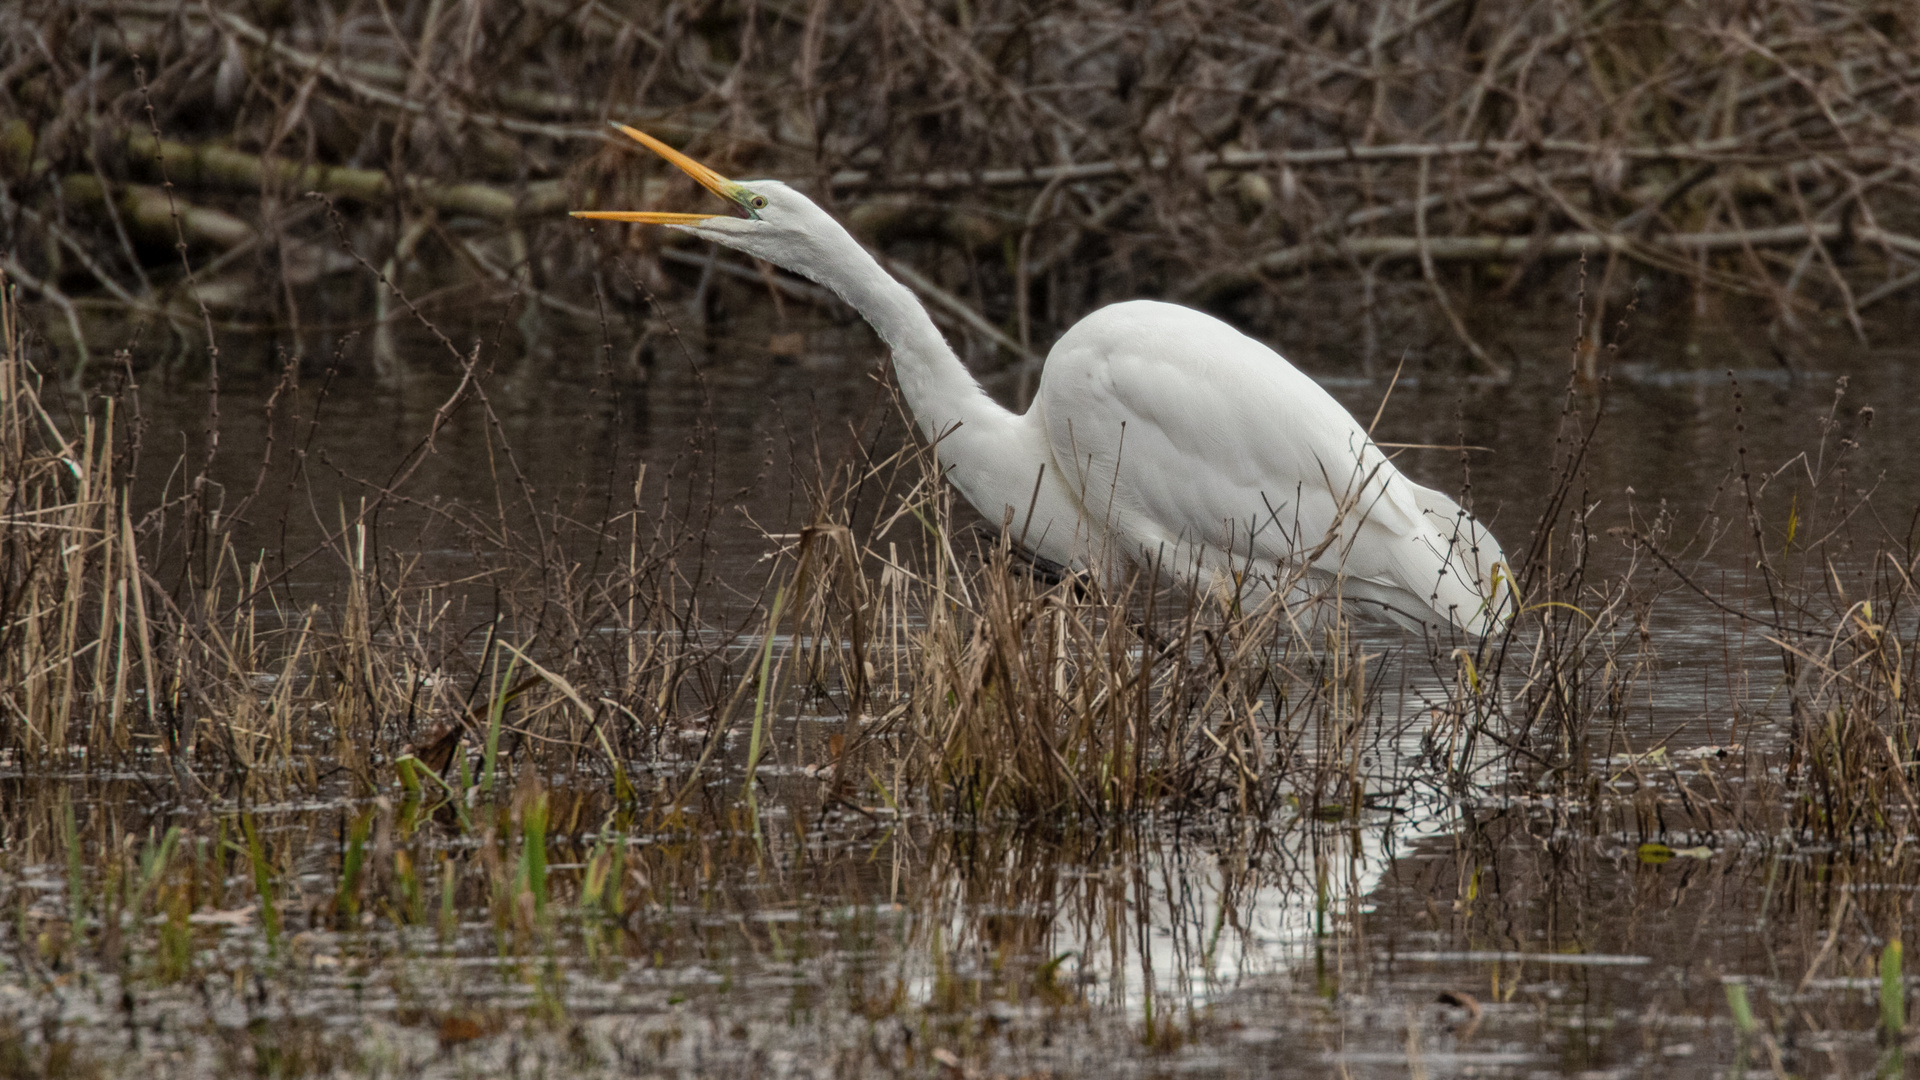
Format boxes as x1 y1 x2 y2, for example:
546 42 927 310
572 124 850 283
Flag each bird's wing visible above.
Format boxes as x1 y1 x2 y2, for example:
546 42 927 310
1037 300 1461 606
1401 478 1511 632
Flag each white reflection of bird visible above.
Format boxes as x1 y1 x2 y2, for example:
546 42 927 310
577 125 1511 636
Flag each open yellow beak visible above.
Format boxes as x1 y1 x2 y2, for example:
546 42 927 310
572 124 741 225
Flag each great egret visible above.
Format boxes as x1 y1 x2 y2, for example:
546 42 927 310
576 125 1511 636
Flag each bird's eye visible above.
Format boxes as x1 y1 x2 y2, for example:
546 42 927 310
749 195 768 209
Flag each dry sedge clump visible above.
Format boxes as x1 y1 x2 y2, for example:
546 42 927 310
0 256 1439 822
2 253 1916 846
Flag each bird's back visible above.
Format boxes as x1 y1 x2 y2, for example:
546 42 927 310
1033 300 1508 634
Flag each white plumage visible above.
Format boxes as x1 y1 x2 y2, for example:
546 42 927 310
577 127 1512 636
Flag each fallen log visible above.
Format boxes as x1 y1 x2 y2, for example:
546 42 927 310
123 134 571 223
60 173 255 250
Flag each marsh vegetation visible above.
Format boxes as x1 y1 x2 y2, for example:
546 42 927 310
3 1 1920 1077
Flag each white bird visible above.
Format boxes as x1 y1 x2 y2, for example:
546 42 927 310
576 125 1512 636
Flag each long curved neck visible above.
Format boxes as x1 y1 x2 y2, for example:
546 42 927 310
806 231 1006 442
788 224 1038 518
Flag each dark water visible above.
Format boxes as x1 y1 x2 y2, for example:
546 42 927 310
11 298 1919 1077
123 300 1920 596
6 776 1904 1078
128 299 1920 736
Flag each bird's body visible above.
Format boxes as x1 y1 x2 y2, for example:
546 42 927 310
578 128 1511 636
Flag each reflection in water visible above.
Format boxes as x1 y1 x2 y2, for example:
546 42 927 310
1022 764 1466 1018
2 764 1906 1077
